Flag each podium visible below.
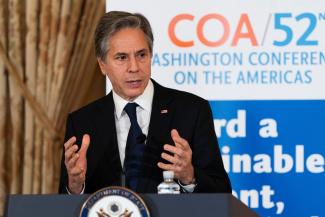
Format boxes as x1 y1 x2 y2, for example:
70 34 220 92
5 193 259 217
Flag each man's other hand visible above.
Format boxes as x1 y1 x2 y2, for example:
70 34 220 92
158 129 194 184
64 134 90 194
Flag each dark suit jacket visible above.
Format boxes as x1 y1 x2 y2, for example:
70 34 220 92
59 80 231 193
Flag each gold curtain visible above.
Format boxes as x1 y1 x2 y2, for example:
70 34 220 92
0 0 105 215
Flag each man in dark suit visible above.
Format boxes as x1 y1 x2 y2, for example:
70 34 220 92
59 11 231 194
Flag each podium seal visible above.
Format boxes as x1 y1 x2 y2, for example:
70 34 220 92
79 186 150 217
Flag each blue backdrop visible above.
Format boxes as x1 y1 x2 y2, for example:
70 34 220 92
211 100 325 216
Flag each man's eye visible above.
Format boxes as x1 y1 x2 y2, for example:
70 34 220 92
116 55 127 60
137 52 147 59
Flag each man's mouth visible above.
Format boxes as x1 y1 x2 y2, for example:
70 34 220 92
126 79 142 87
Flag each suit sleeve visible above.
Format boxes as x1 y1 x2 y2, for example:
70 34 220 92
58 114 74 194
191 100 232 193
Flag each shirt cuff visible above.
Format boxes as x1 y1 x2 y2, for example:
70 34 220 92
178 180 196 193
66 183 85 194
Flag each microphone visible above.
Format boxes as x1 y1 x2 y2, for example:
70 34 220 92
136 133 147 144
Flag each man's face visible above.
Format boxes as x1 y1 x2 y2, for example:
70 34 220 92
98 28 152 101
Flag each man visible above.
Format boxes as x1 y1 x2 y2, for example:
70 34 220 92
59 11 231 194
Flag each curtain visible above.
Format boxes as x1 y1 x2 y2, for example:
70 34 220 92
0 0 105 215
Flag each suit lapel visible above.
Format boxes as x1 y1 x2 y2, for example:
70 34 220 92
147 80 174 145
88 93 123 180
137 80 175 192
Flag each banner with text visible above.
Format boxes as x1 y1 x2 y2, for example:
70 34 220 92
106 1 325 216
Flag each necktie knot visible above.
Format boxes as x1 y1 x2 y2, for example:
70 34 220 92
124 103 138 123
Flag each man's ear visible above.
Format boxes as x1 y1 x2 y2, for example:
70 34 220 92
97 58 107 76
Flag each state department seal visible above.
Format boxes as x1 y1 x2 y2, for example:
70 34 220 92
79 186 150 217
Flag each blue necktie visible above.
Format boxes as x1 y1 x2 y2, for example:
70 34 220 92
123 103 145 191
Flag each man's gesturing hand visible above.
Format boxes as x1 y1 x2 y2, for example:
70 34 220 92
64 134 90 194
157 129 194 184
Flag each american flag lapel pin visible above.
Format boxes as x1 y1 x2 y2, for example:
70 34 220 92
161 109 168 114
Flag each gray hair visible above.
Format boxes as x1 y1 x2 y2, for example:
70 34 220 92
94 11 154 61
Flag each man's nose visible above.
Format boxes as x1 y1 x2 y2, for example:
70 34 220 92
128 56 139 73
